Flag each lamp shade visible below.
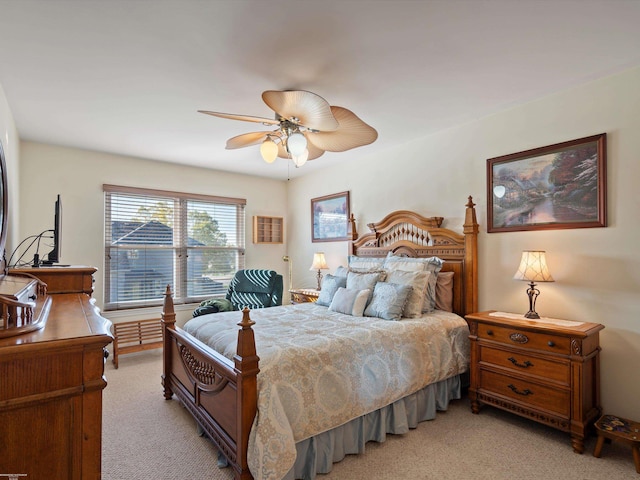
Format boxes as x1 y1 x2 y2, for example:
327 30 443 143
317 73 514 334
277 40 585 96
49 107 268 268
513 251 554 282
292 148 309 167
287 132 307 156
309 252 329 271
260 138 278 163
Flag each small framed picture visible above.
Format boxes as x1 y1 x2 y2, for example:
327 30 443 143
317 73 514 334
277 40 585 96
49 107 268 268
487 133 607 233
311 191 350 242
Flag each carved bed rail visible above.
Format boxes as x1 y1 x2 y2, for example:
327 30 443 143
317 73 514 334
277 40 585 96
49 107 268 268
161 286 258 480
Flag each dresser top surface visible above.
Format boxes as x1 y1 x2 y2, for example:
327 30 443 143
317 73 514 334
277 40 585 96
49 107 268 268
466 310 604 336
0 293 112 349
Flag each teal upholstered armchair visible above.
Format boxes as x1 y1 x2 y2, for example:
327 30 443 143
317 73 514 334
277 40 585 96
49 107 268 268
193 269 283 317
226 269 283 310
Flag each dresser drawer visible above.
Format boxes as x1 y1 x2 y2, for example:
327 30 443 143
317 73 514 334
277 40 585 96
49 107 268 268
479 345 570 384
479 369 570 416
477 323 570 355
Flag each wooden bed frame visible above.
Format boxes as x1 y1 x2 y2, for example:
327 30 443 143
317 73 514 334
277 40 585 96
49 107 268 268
161 196 479 480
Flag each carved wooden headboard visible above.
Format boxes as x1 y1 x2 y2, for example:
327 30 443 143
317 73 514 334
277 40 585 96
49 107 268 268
349 197 479 317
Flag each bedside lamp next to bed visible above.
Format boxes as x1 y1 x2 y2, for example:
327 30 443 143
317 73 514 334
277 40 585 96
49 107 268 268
513 250 554 319
310 252 329 290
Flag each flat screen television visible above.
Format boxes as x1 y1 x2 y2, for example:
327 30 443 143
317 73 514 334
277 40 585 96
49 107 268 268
41 194 62 265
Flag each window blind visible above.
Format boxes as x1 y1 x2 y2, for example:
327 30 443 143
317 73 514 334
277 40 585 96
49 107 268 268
104 185 245 310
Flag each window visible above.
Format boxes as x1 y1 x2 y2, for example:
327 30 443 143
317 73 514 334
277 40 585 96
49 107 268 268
104 185 245 310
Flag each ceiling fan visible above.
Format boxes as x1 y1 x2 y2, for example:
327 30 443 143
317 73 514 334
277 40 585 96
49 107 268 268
198 90 378 167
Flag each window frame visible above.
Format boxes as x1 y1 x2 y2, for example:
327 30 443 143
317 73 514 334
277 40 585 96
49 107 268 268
103 184 246 311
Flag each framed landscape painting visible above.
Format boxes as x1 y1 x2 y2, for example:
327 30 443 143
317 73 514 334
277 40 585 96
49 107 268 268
311 191 350 242
487 133 607 233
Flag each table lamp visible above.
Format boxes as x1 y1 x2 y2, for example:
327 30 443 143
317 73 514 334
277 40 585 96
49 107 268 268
309 252 329 290
513 250 554 319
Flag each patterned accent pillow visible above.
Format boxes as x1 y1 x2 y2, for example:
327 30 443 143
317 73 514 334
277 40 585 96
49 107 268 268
364 282 412 321
316 274 347 307
381 253 444 313
328 287 370 316
346 270 384 304
384 269 431 318
435 271 454 312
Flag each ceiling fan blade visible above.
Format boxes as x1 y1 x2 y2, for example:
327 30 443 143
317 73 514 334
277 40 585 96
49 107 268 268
306 106 378 152
226 131 269 149
276 134 325 160
198 110 279 125
262 90 339 132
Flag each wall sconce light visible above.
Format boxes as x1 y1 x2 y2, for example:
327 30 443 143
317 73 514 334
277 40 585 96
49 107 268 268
513 250 554 319
309 252 329 290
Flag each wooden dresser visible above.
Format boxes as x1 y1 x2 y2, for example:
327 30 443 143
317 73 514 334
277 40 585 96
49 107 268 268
466 310 603 454
10 265 96 295
0 267 112 479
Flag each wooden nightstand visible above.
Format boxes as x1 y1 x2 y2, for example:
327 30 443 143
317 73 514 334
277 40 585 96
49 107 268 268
289 288 320 304
466 310 604 454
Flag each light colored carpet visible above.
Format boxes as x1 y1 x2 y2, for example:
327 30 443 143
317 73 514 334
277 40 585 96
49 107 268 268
103 350 635 479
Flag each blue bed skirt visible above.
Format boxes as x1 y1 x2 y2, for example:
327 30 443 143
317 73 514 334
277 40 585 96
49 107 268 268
284 374 463 480
211 374 463 479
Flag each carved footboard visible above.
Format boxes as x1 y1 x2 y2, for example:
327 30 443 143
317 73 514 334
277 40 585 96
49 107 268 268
161 286 258 480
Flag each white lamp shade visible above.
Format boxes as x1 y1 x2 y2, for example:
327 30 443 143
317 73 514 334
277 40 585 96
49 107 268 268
309 252 329 270
287 132 307 156
260 138 278 163
513 251 554 282
292 148 309 167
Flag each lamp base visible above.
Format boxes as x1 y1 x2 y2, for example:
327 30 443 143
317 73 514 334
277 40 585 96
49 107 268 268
524 311 540 319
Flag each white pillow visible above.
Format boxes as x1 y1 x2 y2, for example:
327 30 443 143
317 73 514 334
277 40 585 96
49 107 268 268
348 255 385 271
328 287 370 316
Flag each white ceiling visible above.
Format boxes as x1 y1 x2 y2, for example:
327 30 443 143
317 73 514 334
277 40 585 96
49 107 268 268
1 0 640 180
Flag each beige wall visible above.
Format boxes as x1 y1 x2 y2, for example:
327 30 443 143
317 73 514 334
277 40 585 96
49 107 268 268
287 66 640 419
17 142 288 324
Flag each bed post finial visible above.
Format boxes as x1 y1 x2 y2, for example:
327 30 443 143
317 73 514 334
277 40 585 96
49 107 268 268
161 285 176 327
349 213 358 240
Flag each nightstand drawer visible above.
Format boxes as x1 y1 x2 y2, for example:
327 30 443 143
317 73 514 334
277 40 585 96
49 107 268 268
480 369 570 416
477 323 570 355
479 345 570 384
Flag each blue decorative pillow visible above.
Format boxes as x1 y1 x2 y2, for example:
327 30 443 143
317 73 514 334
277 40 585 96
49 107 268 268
316 274 347 306
382 253 444 313
328 287 370 316
364 282 412 321
346 270 385 305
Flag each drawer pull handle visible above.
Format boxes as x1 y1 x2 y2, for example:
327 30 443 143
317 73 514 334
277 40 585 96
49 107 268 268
508 357 533 368
507 384 533 396
547 340 555 347
486 329 493 336
509 332 529 344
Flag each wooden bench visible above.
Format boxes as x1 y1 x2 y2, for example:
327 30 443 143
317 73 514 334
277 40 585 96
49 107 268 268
593 414 640 474
111 318 163 369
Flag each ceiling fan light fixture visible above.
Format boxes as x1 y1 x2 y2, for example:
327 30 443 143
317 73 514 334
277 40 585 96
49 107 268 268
260 138 278 163
287 131 307 156
292 148 309 167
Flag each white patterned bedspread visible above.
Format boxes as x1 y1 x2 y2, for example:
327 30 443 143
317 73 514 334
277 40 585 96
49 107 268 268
183 302 470 480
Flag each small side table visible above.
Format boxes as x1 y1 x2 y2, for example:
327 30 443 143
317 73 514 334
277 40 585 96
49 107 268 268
593 414 640 474
289 288 320 304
